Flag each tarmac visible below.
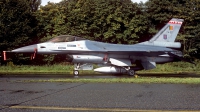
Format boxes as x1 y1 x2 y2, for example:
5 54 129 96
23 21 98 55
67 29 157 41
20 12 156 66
0 76 200 112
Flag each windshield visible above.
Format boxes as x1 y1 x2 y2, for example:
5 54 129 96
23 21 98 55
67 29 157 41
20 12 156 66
47 35 86 42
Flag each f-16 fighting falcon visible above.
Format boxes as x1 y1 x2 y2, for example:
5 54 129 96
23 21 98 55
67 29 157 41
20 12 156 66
3 18 191 76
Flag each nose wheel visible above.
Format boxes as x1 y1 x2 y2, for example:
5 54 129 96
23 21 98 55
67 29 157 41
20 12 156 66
73 70 79 76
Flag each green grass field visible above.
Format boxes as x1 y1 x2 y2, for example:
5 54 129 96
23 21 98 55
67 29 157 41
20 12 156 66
1 62 200 84
0 61 199 75
16 77 200 84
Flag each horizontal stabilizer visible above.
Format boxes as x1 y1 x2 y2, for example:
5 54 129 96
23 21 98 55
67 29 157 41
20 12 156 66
168 52 195 65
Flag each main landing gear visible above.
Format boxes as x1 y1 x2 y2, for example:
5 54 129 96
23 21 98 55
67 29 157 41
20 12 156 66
128 69 135 76
124 67 138 78
129 70 138 78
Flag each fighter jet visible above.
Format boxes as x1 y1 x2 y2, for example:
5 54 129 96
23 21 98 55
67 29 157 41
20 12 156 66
4 18 191 76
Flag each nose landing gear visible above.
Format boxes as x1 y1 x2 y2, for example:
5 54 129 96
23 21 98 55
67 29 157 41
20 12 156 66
73 63 93 76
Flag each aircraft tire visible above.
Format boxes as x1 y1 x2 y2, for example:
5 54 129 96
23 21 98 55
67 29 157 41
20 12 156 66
74 70 79 76
128 70 135 76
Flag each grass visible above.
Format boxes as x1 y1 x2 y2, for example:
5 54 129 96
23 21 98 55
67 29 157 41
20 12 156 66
0 61 199 75
21 77 200 84
0 64 72 74
1 61 200 84
138 61 200 74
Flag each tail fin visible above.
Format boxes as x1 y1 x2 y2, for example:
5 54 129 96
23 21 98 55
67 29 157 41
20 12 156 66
139 18 184 48
150 18 184 42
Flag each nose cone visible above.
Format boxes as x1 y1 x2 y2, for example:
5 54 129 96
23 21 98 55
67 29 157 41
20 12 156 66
12 44 37 53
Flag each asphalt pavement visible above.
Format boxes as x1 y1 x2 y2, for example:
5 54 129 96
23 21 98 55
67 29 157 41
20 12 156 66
0 76 200 112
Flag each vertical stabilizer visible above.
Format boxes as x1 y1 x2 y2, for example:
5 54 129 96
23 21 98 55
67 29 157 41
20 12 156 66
150 18 184 42
139 18 184 48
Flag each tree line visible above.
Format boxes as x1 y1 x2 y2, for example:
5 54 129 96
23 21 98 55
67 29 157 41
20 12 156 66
0 0 200 65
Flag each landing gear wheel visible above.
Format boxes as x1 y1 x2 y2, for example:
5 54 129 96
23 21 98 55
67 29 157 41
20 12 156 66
74 70 79 76
128 70 138 78
128 70 135 76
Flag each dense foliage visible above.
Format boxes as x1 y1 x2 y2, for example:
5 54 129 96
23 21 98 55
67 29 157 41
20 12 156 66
0 0 41 50
1 0 200 65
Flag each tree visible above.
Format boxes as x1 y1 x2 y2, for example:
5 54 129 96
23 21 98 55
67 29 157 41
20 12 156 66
177 0 200 59
37 0 149 44
35 2 67 42
0 0 41 51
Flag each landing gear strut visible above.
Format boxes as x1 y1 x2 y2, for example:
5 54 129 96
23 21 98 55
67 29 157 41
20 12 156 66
74 63 80 76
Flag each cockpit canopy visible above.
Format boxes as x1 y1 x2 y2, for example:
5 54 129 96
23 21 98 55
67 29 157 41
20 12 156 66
47 35 86 43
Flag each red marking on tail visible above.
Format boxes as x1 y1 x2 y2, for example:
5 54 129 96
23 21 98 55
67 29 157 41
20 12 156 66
169 21 182 24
